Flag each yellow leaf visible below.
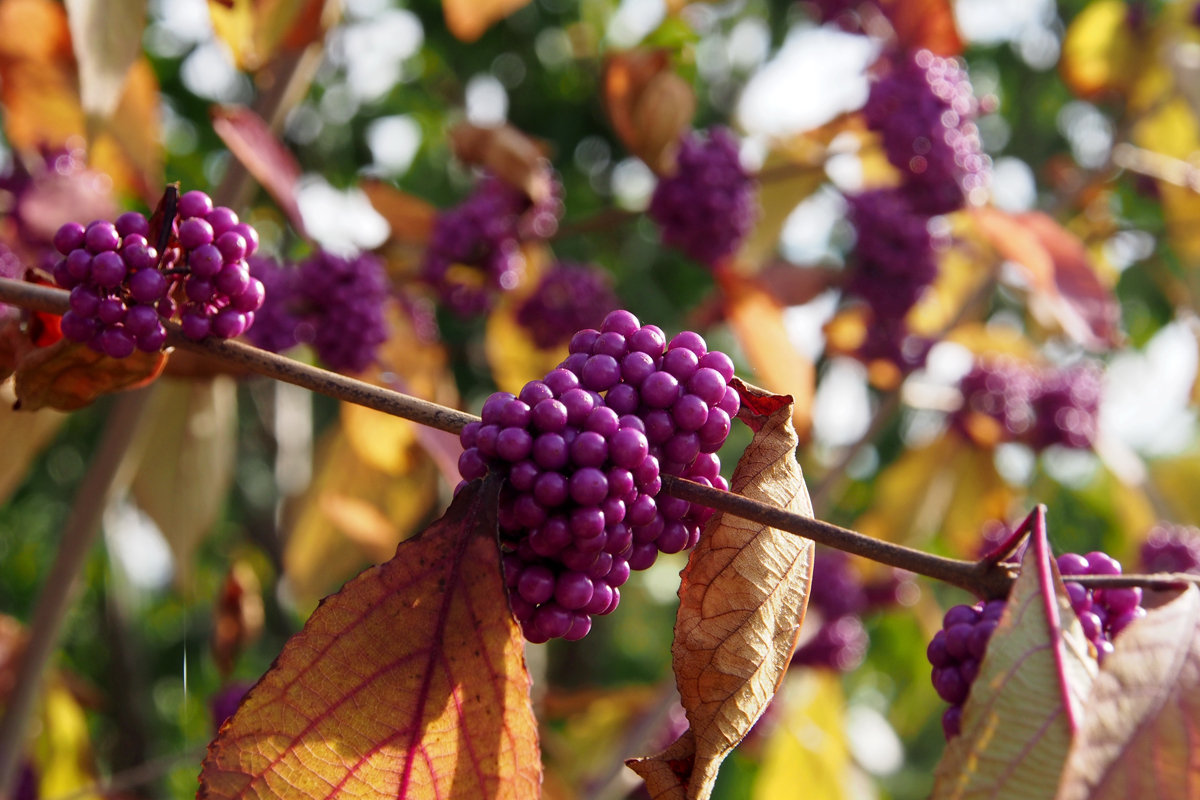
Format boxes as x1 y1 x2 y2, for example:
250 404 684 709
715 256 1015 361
753 670 850 800
855 433 964 547
208 0 332 71
736 151 824 269
932 526 1097 799
1060 0 1139 99
284 428 437 602
485 246 566 395
628 381 815 800
720 271 815 439
130 378 238 586
341 400 416 477
1148 449 1200 527
0 380 64 506
908 217 994 338
33 680 99 800
943 322 1043 362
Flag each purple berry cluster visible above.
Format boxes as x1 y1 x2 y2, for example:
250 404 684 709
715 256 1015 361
927 599 1006 739
953 360 1102 451
648 127 756 268
247 250 389 374
864 50 989 216
1140 524 1200 574
51 190 265 357
843 189 937 370
422 174 564 317
457 310 740 642
515 262 619 350
929 550 1144 740
792 549 914 671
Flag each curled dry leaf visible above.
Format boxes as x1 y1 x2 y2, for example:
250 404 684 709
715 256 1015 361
212 560 265 679
211 105 306 236
1056 584 1200 800
603 50 696 175
627 380 815 800
130 378 238 587
441 0 531 42
718 271 815 441
932 519 1097 800
199 476 541 800
450 123 553 205
13 338 166 412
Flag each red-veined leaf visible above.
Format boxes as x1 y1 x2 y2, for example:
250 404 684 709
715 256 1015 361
627 380 815 800
1056 584 1200 800
932 510 1097 799
200 476 540 799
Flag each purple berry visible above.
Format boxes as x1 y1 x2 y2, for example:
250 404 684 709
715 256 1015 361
129 268 167 303
54 222 86 255
518 566 556 604
212 308 247 339
115 212 149 238
90 251 126 287
179 190 214 219
190 244 223 278
99 326 135 359
181 310 211 340
85 221 120 253
97 297 127 325
179 217 214 249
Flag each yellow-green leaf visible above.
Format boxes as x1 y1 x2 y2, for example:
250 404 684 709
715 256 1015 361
752 670 851 800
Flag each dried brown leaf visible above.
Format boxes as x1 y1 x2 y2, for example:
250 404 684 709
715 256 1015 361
1056 584 1200 800
450 123 553 204
627 380 815 800
13 338 165 412
603 50 695 175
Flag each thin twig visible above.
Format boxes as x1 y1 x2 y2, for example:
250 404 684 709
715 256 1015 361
0 389 153 795
0 278 1191 599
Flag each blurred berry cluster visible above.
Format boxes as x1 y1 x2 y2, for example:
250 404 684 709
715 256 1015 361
929 550 1143 740
844 50 989 374
247 250 390 374
515 262 618 350
792 549 916 672
52 190 265 358
953 358 1103 450
457 311 740 642
1140 523 1200 574
422 174 563 317
648 127 757 268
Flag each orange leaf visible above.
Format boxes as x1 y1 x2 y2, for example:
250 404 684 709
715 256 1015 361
1056 584 1200 800
361 179 436 247
199 477 541 800
13 339 165 412
932 513 1096 799
0 0 83 150
208 0 335 71
880 0 963 56
719 272 815 440
211 561 265 679
972 208 1120 350
441 0 531 43
627 380 814 800
211 105 306 235
450 123 553 205
603 50 696 175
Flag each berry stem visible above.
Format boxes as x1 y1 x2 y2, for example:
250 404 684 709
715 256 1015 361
1 277 1197 599
0 388 153 795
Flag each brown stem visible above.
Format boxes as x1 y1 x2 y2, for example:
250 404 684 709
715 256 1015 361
0 389 152 796
0 278 1190 600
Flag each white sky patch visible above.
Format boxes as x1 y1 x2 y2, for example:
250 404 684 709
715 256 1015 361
990 156 1037 212
608 0 667 48
366 115 422 176
1101 321 1199 457
296 175 390 256
611 157 657 211
845 704 904 776
104 499 173 592
813 358 872 448
332 9 424 102
465 74 509 127
738 26 877 137
180 40 250 102
783 289 840 362
955 0 1055 45
780 185 847 264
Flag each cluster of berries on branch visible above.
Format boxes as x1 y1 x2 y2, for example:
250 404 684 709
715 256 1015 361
844 50 989 374
648 127 756 269
791 549 916 671
953 358 1102 451
457 310 740 642
515 262 619 350
51 190 265 358
928 550 1143 740
422 173 563 317
246 250 390 374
